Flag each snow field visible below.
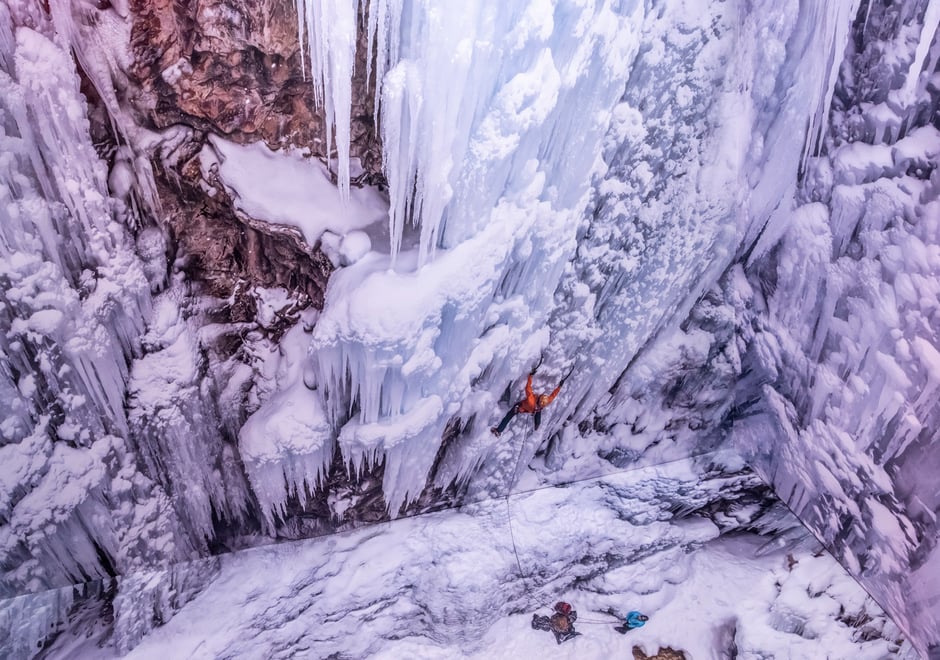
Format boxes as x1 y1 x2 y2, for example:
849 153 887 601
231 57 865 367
80 453 911 659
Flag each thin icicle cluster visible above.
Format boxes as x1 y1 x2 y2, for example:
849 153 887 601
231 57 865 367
47 0 162 220
294 0 360 201
898 0 940 106
798 1 861 175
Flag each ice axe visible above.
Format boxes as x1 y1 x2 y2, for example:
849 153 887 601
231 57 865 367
529 355 544 375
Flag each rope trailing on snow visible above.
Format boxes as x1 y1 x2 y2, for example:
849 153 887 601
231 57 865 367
503 417 638 625
505 423 530 592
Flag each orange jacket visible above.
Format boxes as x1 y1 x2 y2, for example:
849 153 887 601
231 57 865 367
517 374 561 414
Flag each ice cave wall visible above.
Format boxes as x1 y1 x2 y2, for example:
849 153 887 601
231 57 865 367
0 1 262 603
730 1 940 655
1 0 939 656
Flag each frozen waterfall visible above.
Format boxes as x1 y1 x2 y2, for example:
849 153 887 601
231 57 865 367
0 9 152 592
2 0 938 653
244 0 871 521
264 0 645 516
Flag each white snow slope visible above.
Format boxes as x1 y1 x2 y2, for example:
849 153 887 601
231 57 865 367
18 452 918 659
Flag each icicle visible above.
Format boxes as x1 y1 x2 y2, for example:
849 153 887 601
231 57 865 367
294 0 306 80
294 0 359 200
862 0 872 36
370 0 401 132
381 61 422 266
898 0 940 107
800 0 861 174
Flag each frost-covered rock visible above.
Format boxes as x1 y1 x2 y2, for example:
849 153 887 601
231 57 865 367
732 1 940 654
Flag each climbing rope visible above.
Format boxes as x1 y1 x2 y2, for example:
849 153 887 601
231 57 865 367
502 419 636 626
505 423 531 596
508 421 530 489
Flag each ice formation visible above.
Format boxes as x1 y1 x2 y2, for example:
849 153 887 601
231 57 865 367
239 308 333 531
730 2 940 654
0 9 150 593
261 0 649 517
2 0 940 655
293 0 359 200
265 0 872 520
0 4 237 600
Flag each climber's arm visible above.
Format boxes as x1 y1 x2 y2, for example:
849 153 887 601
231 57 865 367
544 383 562 406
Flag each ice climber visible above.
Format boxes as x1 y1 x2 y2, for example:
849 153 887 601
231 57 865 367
613 610 649 634
490 365 562 437
531 601 580 644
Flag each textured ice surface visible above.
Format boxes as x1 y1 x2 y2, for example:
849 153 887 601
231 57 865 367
18 452 914 659
0 5 246 602
730 1 940 655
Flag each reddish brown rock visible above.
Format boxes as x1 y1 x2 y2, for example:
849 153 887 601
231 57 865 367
102 0 391 321
127 0 382 175
155 132 334 322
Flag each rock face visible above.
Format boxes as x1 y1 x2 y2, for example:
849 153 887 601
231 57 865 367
128 0 381 175
116 0 384 318
633 647 687 660
162 134 334 316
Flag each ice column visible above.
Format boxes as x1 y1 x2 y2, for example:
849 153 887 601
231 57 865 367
799 1 861 175
294 0 360 200
898 0 940 106
0 19 151 441
0 9 152 593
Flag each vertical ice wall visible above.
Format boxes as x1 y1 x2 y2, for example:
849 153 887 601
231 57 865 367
0 8 146 592
261 0 645 516
487 0 864 488
732 1 940 654
253 0 881 519
0 5 203 599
